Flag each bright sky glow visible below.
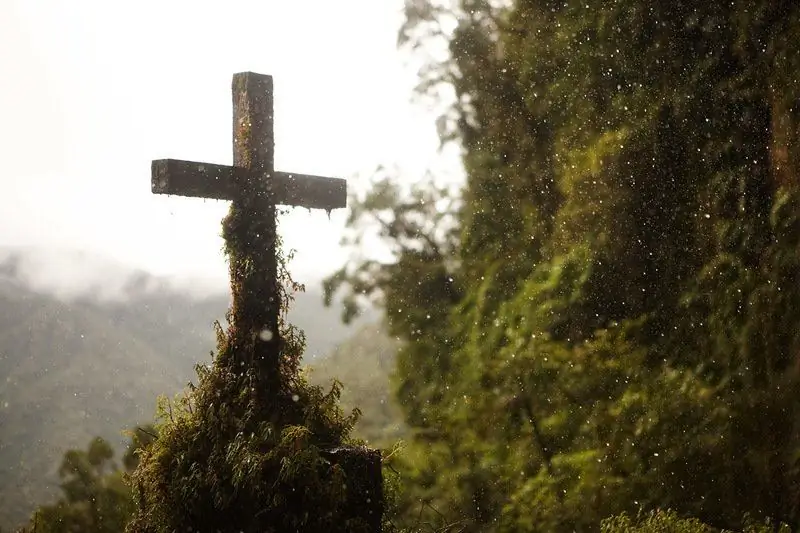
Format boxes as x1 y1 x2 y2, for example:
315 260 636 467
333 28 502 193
0 0 454 288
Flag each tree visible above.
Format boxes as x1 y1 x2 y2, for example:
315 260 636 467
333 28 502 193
328 1 800 530
21 427 154 533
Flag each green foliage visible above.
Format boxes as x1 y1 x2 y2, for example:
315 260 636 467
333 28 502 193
329 0 800 531
601 509 791 533
127 211 379 532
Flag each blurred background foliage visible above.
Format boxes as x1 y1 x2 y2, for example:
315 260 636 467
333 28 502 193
327 0 800 531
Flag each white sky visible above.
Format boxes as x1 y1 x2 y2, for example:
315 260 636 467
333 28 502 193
0 0 455 288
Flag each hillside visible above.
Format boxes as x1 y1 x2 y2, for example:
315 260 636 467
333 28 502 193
0 280 185 527
0 247 375 528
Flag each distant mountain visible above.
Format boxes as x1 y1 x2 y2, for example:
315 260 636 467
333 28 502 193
0 278 184 528
0 247 376 528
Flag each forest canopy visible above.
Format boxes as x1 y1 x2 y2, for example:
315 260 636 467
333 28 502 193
327 0 800 531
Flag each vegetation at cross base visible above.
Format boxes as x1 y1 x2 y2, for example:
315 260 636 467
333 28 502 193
11 323 399 533
0 247 374 530
125 204 383 533
17 426 155 533
326 0 800 531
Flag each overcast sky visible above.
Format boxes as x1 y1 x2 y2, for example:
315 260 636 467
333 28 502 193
0 0 454 289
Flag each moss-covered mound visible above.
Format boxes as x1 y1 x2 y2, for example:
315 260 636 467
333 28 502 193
126 214 382 532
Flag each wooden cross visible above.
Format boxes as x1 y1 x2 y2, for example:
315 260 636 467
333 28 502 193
151 72 346 381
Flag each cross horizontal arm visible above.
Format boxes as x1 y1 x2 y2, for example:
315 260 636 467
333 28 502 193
151 159 346 210
152 159 237 199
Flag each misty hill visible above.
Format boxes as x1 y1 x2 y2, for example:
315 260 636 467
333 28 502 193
308 323 405 446
0 247 376 528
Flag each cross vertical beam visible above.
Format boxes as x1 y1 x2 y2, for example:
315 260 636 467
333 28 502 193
227 72 279 380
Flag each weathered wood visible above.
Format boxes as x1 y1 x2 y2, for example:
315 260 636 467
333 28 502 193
322 446 384 531
151 159 346 209
152 159 239 199
151 72 348 379
230 72 280 376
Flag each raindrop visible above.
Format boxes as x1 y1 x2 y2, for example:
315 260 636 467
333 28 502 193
292 394 300 402
259 329 274 341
